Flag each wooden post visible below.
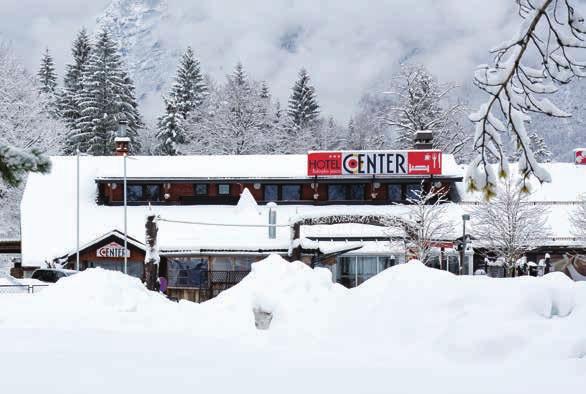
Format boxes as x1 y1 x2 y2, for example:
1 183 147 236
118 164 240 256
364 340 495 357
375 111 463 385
144 214 159 291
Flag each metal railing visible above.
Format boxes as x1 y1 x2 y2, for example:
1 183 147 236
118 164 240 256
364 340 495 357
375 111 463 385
0 284 49 294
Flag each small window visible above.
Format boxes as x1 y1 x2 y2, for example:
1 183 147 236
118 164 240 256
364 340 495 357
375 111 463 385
127 185 143 202
195 184 208 195
349 184 365 200
218 184 231 195
328 184 346 201
264 184 278 201
144 185 160 201
406 183 421 200
282 185 301 201
388 184 402 202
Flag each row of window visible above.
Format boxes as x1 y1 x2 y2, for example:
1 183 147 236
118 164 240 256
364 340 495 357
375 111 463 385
121 183 427 202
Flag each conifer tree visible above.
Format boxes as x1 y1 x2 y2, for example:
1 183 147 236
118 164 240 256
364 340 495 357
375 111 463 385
37 48 57 95
156 97 186 155
260 81 270 99
287 68 320 129
232 62 247 87
60 28 91 142
68 30 141 155
170 47 207 118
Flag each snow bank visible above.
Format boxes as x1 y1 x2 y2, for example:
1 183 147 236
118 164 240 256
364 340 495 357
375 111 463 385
1 255 585 364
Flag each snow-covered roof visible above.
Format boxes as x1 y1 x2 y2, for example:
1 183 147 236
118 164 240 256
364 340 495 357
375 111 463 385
19 155 586 266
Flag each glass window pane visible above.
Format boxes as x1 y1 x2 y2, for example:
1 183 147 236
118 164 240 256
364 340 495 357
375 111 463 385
218 184 230 195
282 185 301 201
213 256 233 271
264 184 278 201
195 184 208 195
168 258 208 287
234 256 255 271
127 185 143 201
388 184 402 202
328 184 346 201
406 183 421 200
349 184 365 200
144 185 160 201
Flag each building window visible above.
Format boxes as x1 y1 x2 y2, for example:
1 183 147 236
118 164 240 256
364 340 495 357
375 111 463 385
194 184 208 195
406 183 421 200
335 255 401 288
282 184 301 201
167 258 208 287
127 185 143 202
349 184 365 200
388 184 402 202
144 185 160 201
218 184 231 195
264 184 278 201
328 184 346 201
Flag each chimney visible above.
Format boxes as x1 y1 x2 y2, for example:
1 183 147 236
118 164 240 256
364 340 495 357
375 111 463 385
114 121 130 156
414 130 433 150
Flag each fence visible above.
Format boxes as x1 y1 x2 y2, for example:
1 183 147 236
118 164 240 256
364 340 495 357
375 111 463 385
0 284 49 294
198 270 251 302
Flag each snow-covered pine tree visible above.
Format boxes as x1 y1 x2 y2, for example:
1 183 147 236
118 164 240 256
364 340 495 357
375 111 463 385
170 47 207 118
37 48 57 95
509 132 553 163
156 97 186 155
260 81 270 99
69 30 142 155
383 64 468 159
287 68 319 129
232 62 248 88
60 28 91 146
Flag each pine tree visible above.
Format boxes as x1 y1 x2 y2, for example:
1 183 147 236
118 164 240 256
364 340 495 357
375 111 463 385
68 30 142 155
287 68 319 129
60 28 91 142
260 81 270 99
156 97 186 155
37 48 57 95
170 47 207 118
232 62 247 87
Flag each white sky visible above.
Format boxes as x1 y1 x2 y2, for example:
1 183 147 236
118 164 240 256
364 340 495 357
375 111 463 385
0 0 521 119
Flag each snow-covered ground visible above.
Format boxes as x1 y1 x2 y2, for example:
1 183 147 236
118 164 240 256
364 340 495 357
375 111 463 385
1 255 585 393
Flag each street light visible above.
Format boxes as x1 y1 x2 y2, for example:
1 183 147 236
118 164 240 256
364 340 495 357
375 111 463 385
116 121 130 275
75 148 91 271
461 214 470 275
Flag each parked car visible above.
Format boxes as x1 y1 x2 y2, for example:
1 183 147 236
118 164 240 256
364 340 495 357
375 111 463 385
31 268 78 283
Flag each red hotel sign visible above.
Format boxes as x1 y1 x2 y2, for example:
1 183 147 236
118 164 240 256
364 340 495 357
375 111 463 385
307 150 442 176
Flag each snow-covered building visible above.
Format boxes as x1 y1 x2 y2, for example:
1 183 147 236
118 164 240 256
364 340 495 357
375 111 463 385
17 148 586 300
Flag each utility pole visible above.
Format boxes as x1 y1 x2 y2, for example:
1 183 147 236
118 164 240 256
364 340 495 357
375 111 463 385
461 214 470 275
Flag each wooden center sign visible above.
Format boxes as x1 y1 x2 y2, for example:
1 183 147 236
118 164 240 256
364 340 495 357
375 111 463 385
96 242 130 258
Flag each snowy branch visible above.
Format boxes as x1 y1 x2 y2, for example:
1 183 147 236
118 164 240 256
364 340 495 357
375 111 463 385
468 0 586 198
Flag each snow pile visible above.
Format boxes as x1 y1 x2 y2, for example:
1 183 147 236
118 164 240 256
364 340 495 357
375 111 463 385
207 255 346 335
1 255 585 365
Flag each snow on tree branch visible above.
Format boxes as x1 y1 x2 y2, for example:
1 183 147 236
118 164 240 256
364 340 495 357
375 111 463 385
0 145 51 187
468 0 586 198
571 194 586 238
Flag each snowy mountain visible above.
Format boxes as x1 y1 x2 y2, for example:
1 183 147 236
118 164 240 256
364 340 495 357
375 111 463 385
92 0 584 162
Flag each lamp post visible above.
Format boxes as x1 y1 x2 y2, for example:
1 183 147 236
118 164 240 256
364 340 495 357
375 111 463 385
76 149 80 271
115 121 129 275
461 214 470 275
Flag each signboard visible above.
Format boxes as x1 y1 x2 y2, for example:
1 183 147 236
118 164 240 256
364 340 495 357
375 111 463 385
307 150 442 176
574 149 586 165
96 242 130 259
